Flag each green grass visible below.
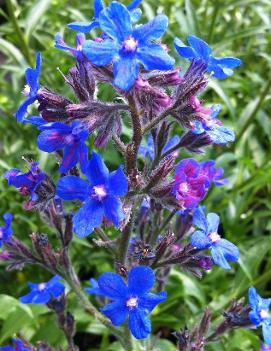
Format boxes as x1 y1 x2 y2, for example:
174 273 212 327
0 0 271 350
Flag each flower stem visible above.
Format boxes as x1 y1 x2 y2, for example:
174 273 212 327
142 108 172 135
6 0 34 66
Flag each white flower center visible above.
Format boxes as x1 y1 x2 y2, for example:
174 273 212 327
38 283 46 291
0 229 3 239
178 182 189 194
126 297 138 308
209 231 221 243
23 85 31 96
260 309 269 319
123 37 138 53
92 185 107 201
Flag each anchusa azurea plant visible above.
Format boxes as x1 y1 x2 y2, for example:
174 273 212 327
1 0 268 350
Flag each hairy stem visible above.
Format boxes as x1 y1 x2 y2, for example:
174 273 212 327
142 108 173 135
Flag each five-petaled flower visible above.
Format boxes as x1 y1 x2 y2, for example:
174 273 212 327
189 97 235 144
248 287 271 345
16 53 41 122
67 0 142 33
139 134 180 160
82 1 175 91
191 206 239 270
0 338 29 351
4 162 45 201
56 151 128 237
37 121 89 173
85 265 167 339
174 35 242 79
173 158 226 210
19 275 65 304
0 213 13 248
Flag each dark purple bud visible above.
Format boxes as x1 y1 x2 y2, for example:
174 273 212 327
148 69 184 87
67 101 124 147
37 88 71 122
128 238 155 261
66 61 95 102
175 210 193 240
179 131 212 153
31 233 57 269
198 309 212 336
64 214 73 247
146 155 176 190
173 328 191 351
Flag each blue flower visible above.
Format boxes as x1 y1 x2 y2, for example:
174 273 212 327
0 338 29 351
0 213 13 248
82 2 175 91
191 206 239 270
4 162 45 201
174 35 242 79
37 121 89 173
248 287 271 345
85 265 167 339
55 32 85 61
139 135 180 160
67 0 142 33
190 98 235 144
19 275 65 304
56 151 128 237
16 53 41 122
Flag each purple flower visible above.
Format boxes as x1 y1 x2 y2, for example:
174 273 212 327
85 266 167 339
56 151 128 237
19 275 65 304
173 159 226 211
174 35 242 79
249 287 271 345
67 0 142 33
261 344 271 351
55 32 85 61
139 134 180 160
0 213 13 248
0 338 29 351
16 53 41 122
4 162 45 201
191 206 239 270
189 97 235 144
82 2 174 91
37 121 89 173
173 159 209 210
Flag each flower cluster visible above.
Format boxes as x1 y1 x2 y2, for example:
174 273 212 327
2 0 266 349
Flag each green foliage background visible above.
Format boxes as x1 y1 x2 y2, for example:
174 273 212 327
0 0 271 350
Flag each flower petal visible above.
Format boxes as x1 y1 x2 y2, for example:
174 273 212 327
139 291 167 312
128 266 155 296
83 39 118 66
212 56 242 69
207 213 220 233
56 175 89 201
98 272 128 299
207 126 235 144
174 38 196 59
191 230 210 249
133 15 168 43
94 0 105 17
16 96 36 122
128 308 151 339
73 199 104 237
103 195 125 227
19 291 38 304
85 151 109 185
127 0 142 10
67 21 99 33
217 239 239 262
79 142 89 174
113 56 139 91
263 324 271 345
193 206 208 231
25 52 41 89
99 1 132 42
101 301 128 326
211 246 231 270
248 287 260 308
137 43 175 71
187 35 212 60
37 130 68 153
108 166 128 196
59 145 80 173
49 283 65 298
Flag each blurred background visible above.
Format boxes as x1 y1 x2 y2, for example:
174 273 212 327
0 0 271 350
